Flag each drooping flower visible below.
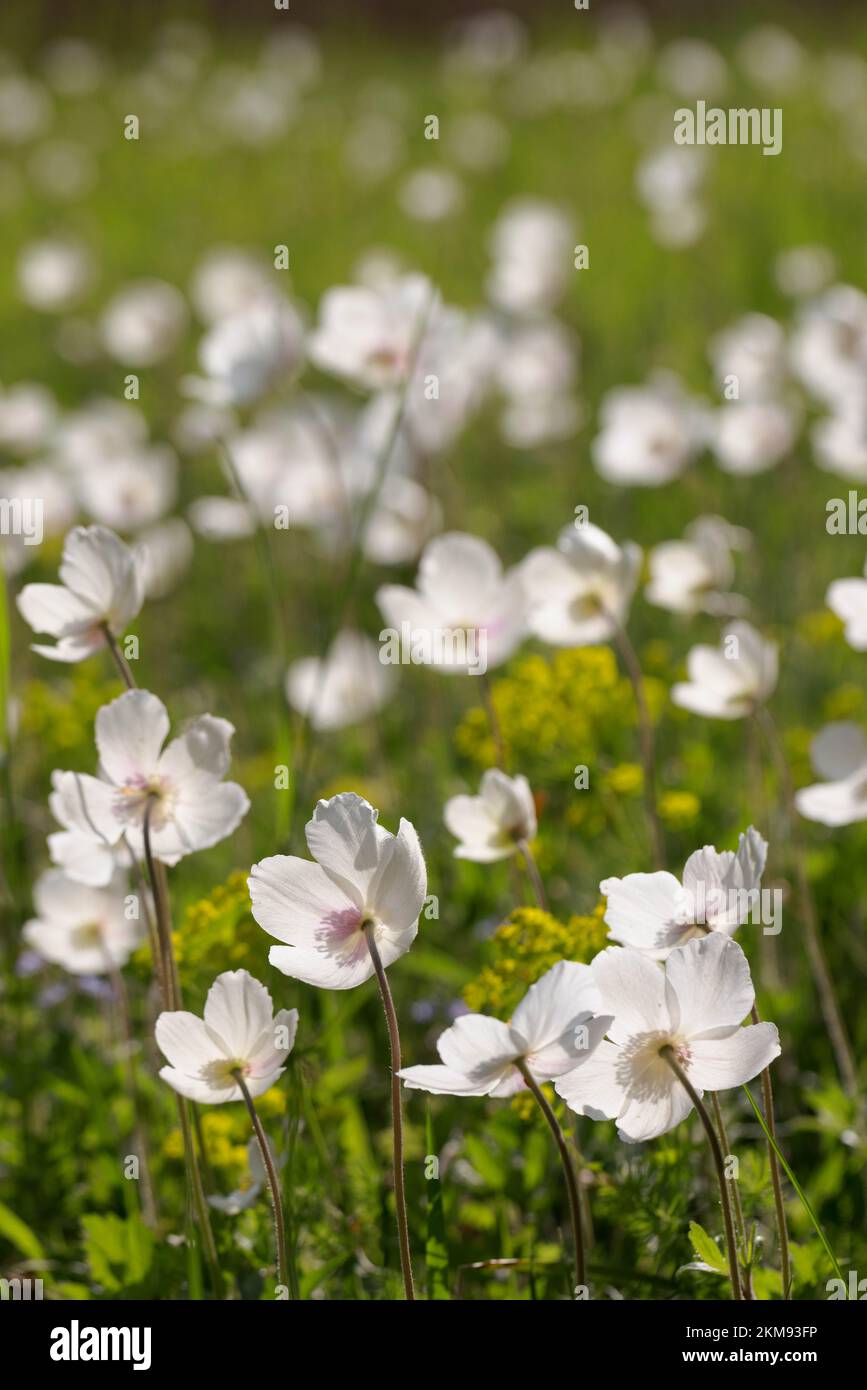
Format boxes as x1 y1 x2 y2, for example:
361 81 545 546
521 522 641 647
57 689 249 866
444 768 537 862
249 792 426 989
155 970 297 1103
556 934 780 1142
17 525 144 663
671 621 777 719
23 870 142 974
826 560 867 650
399 961 610 1096
376 531 527 673
795 723 867 826
285 629 396 731
600 826 768 959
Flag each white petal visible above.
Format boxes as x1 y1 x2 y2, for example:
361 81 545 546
17 582 97 638
371 817 426 933
268 942 374 990
809 722 867 781
398 1064 503 1096
688 1023 780 1090
248 854 359 947
305 792 391 907
601 871 688 955
591 946 672 1042
555 1039 624 1119
616 1065 695 1143
511 960 599 1053
95 689 169 785
155 1010 220 1070
435 1013 522 1083
203 970 275 1058
666 933 755 1039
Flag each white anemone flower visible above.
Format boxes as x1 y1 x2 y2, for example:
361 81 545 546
48 769 119 886
711 401 798 476
444 769 537 862
23 870 142 974
646 521 745 617
790 284 867 409
192 297 305 405
671 621 777 719
249 793 426 990
286 630 396 731
485 198 573 315
376 531 527 673
592 377 701 486
100 279 188 366
827 560 867 649
399 961 611 1097
600 826 768 959
308 273 434 391
16 237 93 312
75 446 178 533
556 935 781 1142
17 525 144 663
708 313 787 402
156 970 297 1104
521 522 641 646
795 723 867 826
59 689 249 866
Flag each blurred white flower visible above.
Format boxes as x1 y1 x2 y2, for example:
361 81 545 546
444 769 537 862
188 494 256 541
0 464 76 575
133 518 194 600
24 871 141 974
62 689 249 866
156 970 297 1103
556 935 780 1143
76 446 178 532
398 167 464 222
486 198 573 315
362 477 441 566
827 559 867 649
497 320 581 448
657 38 728 98
795 723 867 826
736 25 805 92
286 630 395 731
790 284 867 409
0 73 52 143
189 247 274 323
101 279 188 366
0 382 57 456
601 826 768 959
592 377 700 486
773 244 835 299
400 961 609 1097
377 531 527 673
250 792 426 990
672 620 778 719
711 400 798 475
17 524 144 663
709 313 787 401
522 521 641 646
309 273 434 391
54 398 148 472
812 406 867 481
16 238 93 312
48 769 120 886
192 298 305 405
646 518 746 616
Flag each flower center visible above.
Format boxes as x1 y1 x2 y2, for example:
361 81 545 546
201 1057 251 1088
72 920 104 950
114 774 175 830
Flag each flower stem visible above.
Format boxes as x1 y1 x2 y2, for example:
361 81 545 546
100 622 137 690
661 1047 742 1301
104 952 158 1227
481 672 506 769
611 620 665 870
709 1091 751 1296
755 708 857 1096
233 1069 288 1293
751 1003 791 1299
364 925 415 1300
517 1061 585 1294
518 840 548 911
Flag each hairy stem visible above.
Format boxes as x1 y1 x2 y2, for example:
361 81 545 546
751 1003 791 1299
100 622 137 690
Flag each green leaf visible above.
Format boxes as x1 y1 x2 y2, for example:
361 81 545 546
0 1201 45 1261
742 1084 846 1292
464 1134 507 1190
82 1213 154 1294
424 1105 450 1300
688 1221 728 1273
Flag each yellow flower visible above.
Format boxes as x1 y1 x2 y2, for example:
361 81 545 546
463 904 608 1018
603 763 643 797
657 790 701 830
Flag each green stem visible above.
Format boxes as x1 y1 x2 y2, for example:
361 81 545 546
611 619 665 870
233 1069 288 1293
751 1004 791 1299
517 1061 585 1294
101 622 137 690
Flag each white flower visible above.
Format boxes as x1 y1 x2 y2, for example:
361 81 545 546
827 560 867 649
0 382 57 456
377 531 527 673
671 621 777 719
812 407 867 482
398 167 464 222
791 284 867 409
485 198 573 315
362 477 442 566
592 378 701 486
193 298 305 405
399 961 610 1096
600 826 768 959
795 723 867 826
48 769 119 886
249 793 426 990
60 689 249 866
75 446 178 532
101 279 188 366
17 525 144 663
189 247 274 324
711 401 798 476
521 522 641 646
286 630 396 731
54 398 147 472
308 273 434 391
556 935 781 1142
646 518 746 617
23 870 142 974
17 237 93 312
156 970 297 1104
708 313 787 401
444 769 537 862
133 519 194 601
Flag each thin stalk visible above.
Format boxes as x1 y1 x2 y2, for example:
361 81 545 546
142 802 222 1296
661 1047 742 1301
755 708 857 1095
610 619 665 870
751 1003 791 1299
516 1061 585 1294
709 1091 750 1297
233 1069 288 1292
100 623 137 690
518 840 548 911
481 672 505 769
364 924 414 1300
105 952 158 1228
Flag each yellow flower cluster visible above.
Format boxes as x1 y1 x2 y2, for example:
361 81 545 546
463 904 609 1019
454 647 638 777
20 666 118 757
